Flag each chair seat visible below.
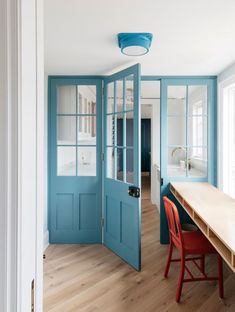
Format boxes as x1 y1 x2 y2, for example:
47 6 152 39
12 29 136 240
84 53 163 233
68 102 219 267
182 231 216 255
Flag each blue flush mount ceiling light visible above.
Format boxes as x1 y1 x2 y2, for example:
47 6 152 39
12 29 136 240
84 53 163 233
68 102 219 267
118 33 153 56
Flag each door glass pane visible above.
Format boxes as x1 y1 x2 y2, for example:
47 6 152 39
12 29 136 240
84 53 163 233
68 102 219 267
77 116 96 145
167 116 186 146
107 82 114 113
116 80 123 112
167 146 186 177
126 75 134 111
126 148 134 183
106 147 115 179
116 113 123 146
188 116 207 147
117 148 123 181
57 116 76 145
167 86 186 115
77 147 96 176
57 85 76 114
188 147 207 177
57 146 76 176
78 86 96 114
188 85 207 116
107 114 115 146
126 111 134 147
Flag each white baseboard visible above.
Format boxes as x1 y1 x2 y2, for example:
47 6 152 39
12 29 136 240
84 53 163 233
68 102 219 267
43 230 49 251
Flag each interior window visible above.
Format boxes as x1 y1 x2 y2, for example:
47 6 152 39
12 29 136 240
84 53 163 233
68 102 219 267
56 85 97 176
167 85 208 177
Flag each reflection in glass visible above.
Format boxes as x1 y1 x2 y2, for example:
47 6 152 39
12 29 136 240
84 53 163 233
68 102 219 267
188 116 207 147
126 111 134 147
167 86 186 115
188 147 207 177
77 147 96 176
167 146 186 177
57 116 76 145
116 80 123 112
77 86 96 114
116 113 123 146
167 116 186 146
126 75 134 111
107 114 115 146
126 148 134 183
117 148 123 181
77 116 96 145
106 147 115 179
57 147 76 176
57 85 76 114
107 82 114 113
188 86 207 116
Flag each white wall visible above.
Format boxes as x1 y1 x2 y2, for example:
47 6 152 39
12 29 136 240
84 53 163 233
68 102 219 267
218 61 235 191
218 62 235 83
151 99 160 210
0 1 18 310
0 0 44 311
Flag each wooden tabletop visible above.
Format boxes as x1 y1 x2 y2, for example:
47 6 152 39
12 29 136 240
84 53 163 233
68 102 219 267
170 182 235 272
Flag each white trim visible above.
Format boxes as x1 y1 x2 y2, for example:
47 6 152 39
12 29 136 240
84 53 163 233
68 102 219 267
218 75 235 191
35 0 44 311
1 0 44 310
0 0 19 311
43 230 49 251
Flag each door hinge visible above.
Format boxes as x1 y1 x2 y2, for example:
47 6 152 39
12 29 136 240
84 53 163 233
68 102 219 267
161 178 163 186
101 152 104 161
101 218 104 227
31 279 35 312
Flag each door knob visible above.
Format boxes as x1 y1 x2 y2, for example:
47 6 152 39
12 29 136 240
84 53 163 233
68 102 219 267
128 186 140 198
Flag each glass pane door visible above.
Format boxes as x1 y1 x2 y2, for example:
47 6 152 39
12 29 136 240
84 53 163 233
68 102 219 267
104 64 141 271
49 78 102 244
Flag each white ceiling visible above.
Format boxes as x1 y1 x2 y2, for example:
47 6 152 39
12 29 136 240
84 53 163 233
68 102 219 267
44 0 235 76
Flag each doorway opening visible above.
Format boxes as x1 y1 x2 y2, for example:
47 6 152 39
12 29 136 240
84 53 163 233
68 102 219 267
141 80 160 212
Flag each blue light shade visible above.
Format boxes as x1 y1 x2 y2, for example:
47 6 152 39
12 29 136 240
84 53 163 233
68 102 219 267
118 33 153 56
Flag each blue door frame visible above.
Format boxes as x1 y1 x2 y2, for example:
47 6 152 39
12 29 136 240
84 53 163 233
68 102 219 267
160 77 217 244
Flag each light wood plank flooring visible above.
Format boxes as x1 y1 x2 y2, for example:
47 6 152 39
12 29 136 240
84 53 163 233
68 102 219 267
44 177 235 312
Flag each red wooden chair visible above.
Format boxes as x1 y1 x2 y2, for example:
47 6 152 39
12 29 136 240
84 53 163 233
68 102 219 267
163 196 224 302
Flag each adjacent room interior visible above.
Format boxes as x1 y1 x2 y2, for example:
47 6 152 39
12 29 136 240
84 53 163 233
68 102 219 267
2 1 235 311
42 1 235 311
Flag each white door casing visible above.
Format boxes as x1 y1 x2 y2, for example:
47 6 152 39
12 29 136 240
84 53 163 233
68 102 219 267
0 0 44 311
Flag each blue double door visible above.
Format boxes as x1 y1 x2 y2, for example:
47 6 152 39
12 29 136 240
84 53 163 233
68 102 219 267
48 65 141 270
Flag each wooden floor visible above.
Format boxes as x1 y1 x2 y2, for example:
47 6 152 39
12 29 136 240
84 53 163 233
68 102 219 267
44 176 235 312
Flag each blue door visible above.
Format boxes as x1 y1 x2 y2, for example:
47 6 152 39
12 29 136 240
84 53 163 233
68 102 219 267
160 78 217 243
48 78 102 243
104 64 141 270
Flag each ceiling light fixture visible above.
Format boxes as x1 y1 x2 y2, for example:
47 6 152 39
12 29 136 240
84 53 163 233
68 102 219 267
118 33 153 56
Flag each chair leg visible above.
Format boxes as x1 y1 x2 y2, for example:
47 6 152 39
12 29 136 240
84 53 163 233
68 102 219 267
218 255 224 298
200 255 205 274
164 241 173 278
176 255 185 303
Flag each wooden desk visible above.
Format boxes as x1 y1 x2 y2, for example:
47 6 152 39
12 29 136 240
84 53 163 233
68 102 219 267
170 182 235 272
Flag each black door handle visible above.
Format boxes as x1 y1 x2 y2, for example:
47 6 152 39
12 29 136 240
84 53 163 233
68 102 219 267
128 186 140 198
